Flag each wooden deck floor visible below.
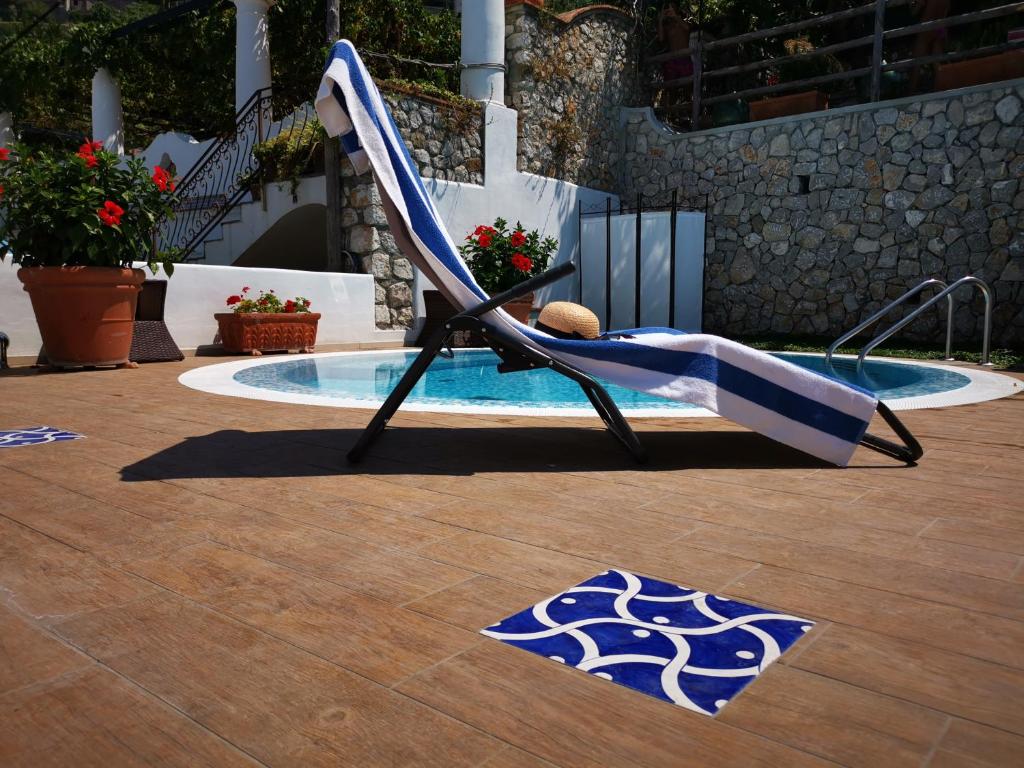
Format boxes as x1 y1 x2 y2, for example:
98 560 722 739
1 354 1022 767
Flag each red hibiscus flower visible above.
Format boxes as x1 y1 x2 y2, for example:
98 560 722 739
511 253 533 272
0 148 9 161
97 200 124 227
84 154 98 168
152 166 171 191
510 230 527 248
478 234 492 248
226 295 242 305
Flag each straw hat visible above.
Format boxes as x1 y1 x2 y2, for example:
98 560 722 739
537 302 601 340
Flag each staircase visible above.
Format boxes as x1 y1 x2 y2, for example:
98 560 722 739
157 92 320 263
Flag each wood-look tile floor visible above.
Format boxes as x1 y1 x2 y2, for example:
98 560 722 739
1 354 1022 767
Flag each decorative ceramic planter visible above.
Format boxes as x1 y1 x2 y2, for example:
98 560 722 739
748 90 828 122
18 266 145 368
214 312 321 355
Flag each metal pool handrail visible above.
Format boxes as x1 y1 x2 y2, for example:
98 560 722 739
856 276 993 372
826 278 952 367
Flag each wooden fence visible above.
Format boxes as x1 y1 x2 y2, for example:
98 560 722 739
648 0 1024 129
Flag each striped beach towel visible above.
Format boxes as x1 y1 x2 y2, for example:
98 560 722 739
315 41 879 466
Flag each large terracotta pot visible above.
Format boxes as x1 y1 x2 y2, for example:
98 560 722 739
18 266 145 368
215 312 321 355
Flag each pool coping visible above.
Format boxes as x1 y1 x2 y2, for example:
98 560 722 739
178 349 1022 417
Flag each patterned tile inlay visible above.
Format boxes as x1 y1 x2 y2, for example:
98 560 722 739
0 426 84 448
481 569 813 715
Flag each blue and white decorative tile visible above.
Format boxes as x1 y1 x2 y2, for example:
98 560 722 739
481 569 813 716
0 426 84 449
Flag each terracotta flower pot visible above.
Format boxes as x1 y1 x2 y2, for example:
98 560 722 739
501 292 535 325
934 52 1024 92
215 312 321 355
18 266 145 368
748 90 828 122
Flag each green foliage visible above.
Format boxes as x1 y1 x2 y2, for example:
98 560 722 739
458 218 558 295
0 142 179 274
252 117 325 196
1 0 459 150
225 286 312 313
269 0 461 119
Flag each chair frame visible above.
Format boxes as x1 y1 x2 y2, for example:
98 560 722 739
346 263 923 466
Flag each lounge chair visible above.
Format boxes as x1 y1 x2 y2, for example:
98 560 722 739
315 41 922 467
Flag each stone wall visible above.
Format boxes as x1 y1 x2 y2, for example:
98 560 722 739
620 82 1024 346
506 3 642 191
340 89 484 329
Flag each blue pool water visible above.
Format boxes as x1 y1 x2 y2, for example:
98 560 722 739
232 349 971 411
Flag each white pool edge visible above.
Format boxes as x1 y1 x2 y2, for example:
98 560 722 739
178 350 1022 417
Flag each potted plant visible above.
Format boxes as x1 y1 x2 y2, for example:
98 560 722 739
749 38 839 122
215 286 320 355
0 141 179 368
457 217 557 324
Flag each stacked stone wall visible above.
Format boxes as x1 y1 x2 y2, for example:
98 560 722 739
621 82 1024 346
339 90 483 329
506 3 643 191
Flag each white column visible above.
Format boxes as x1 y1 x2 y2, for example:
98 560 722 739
0 112 12 148
91 68 124 156
233 0 274 114
460 0 505 104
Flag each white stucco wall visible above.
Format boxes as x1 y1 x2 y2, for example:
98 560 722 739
0 261 400 358
420 103 618 310
203 176 327 265
136 132 215 177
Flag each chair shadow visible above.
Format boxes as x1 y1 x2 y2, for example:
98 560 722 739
119 425 846 481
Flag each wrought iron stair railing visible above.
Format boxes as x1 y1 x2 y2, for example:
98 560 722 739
157 90 320 262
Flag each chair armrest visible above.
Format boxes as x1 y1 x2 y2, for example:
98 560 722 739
464 262 576 318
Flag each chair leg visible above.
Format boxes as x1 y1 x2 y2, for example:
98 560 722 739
576 379 648 463
347 326 449 463
859 402 924 464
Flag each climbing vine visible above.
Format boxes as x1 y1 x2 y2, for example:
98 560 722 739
0 0 459 150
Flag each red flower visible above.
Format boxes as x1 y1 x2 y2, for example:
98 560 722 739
478 234 492 248
77 142 94 156
152 166 171 191
510 230 527 247
0 184 4 197
0 148 9 161
242 286 250 293
84 154 98 168
511 253 533 272
284 300 296 313
226 295 242 305
97 200 124 227
90 140 102 152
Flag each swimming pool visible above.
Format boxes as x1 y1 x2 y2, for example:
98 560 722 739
180 349 1021 416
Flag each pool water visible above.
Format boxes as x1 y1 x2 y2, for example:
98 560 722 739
232 349 971 412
